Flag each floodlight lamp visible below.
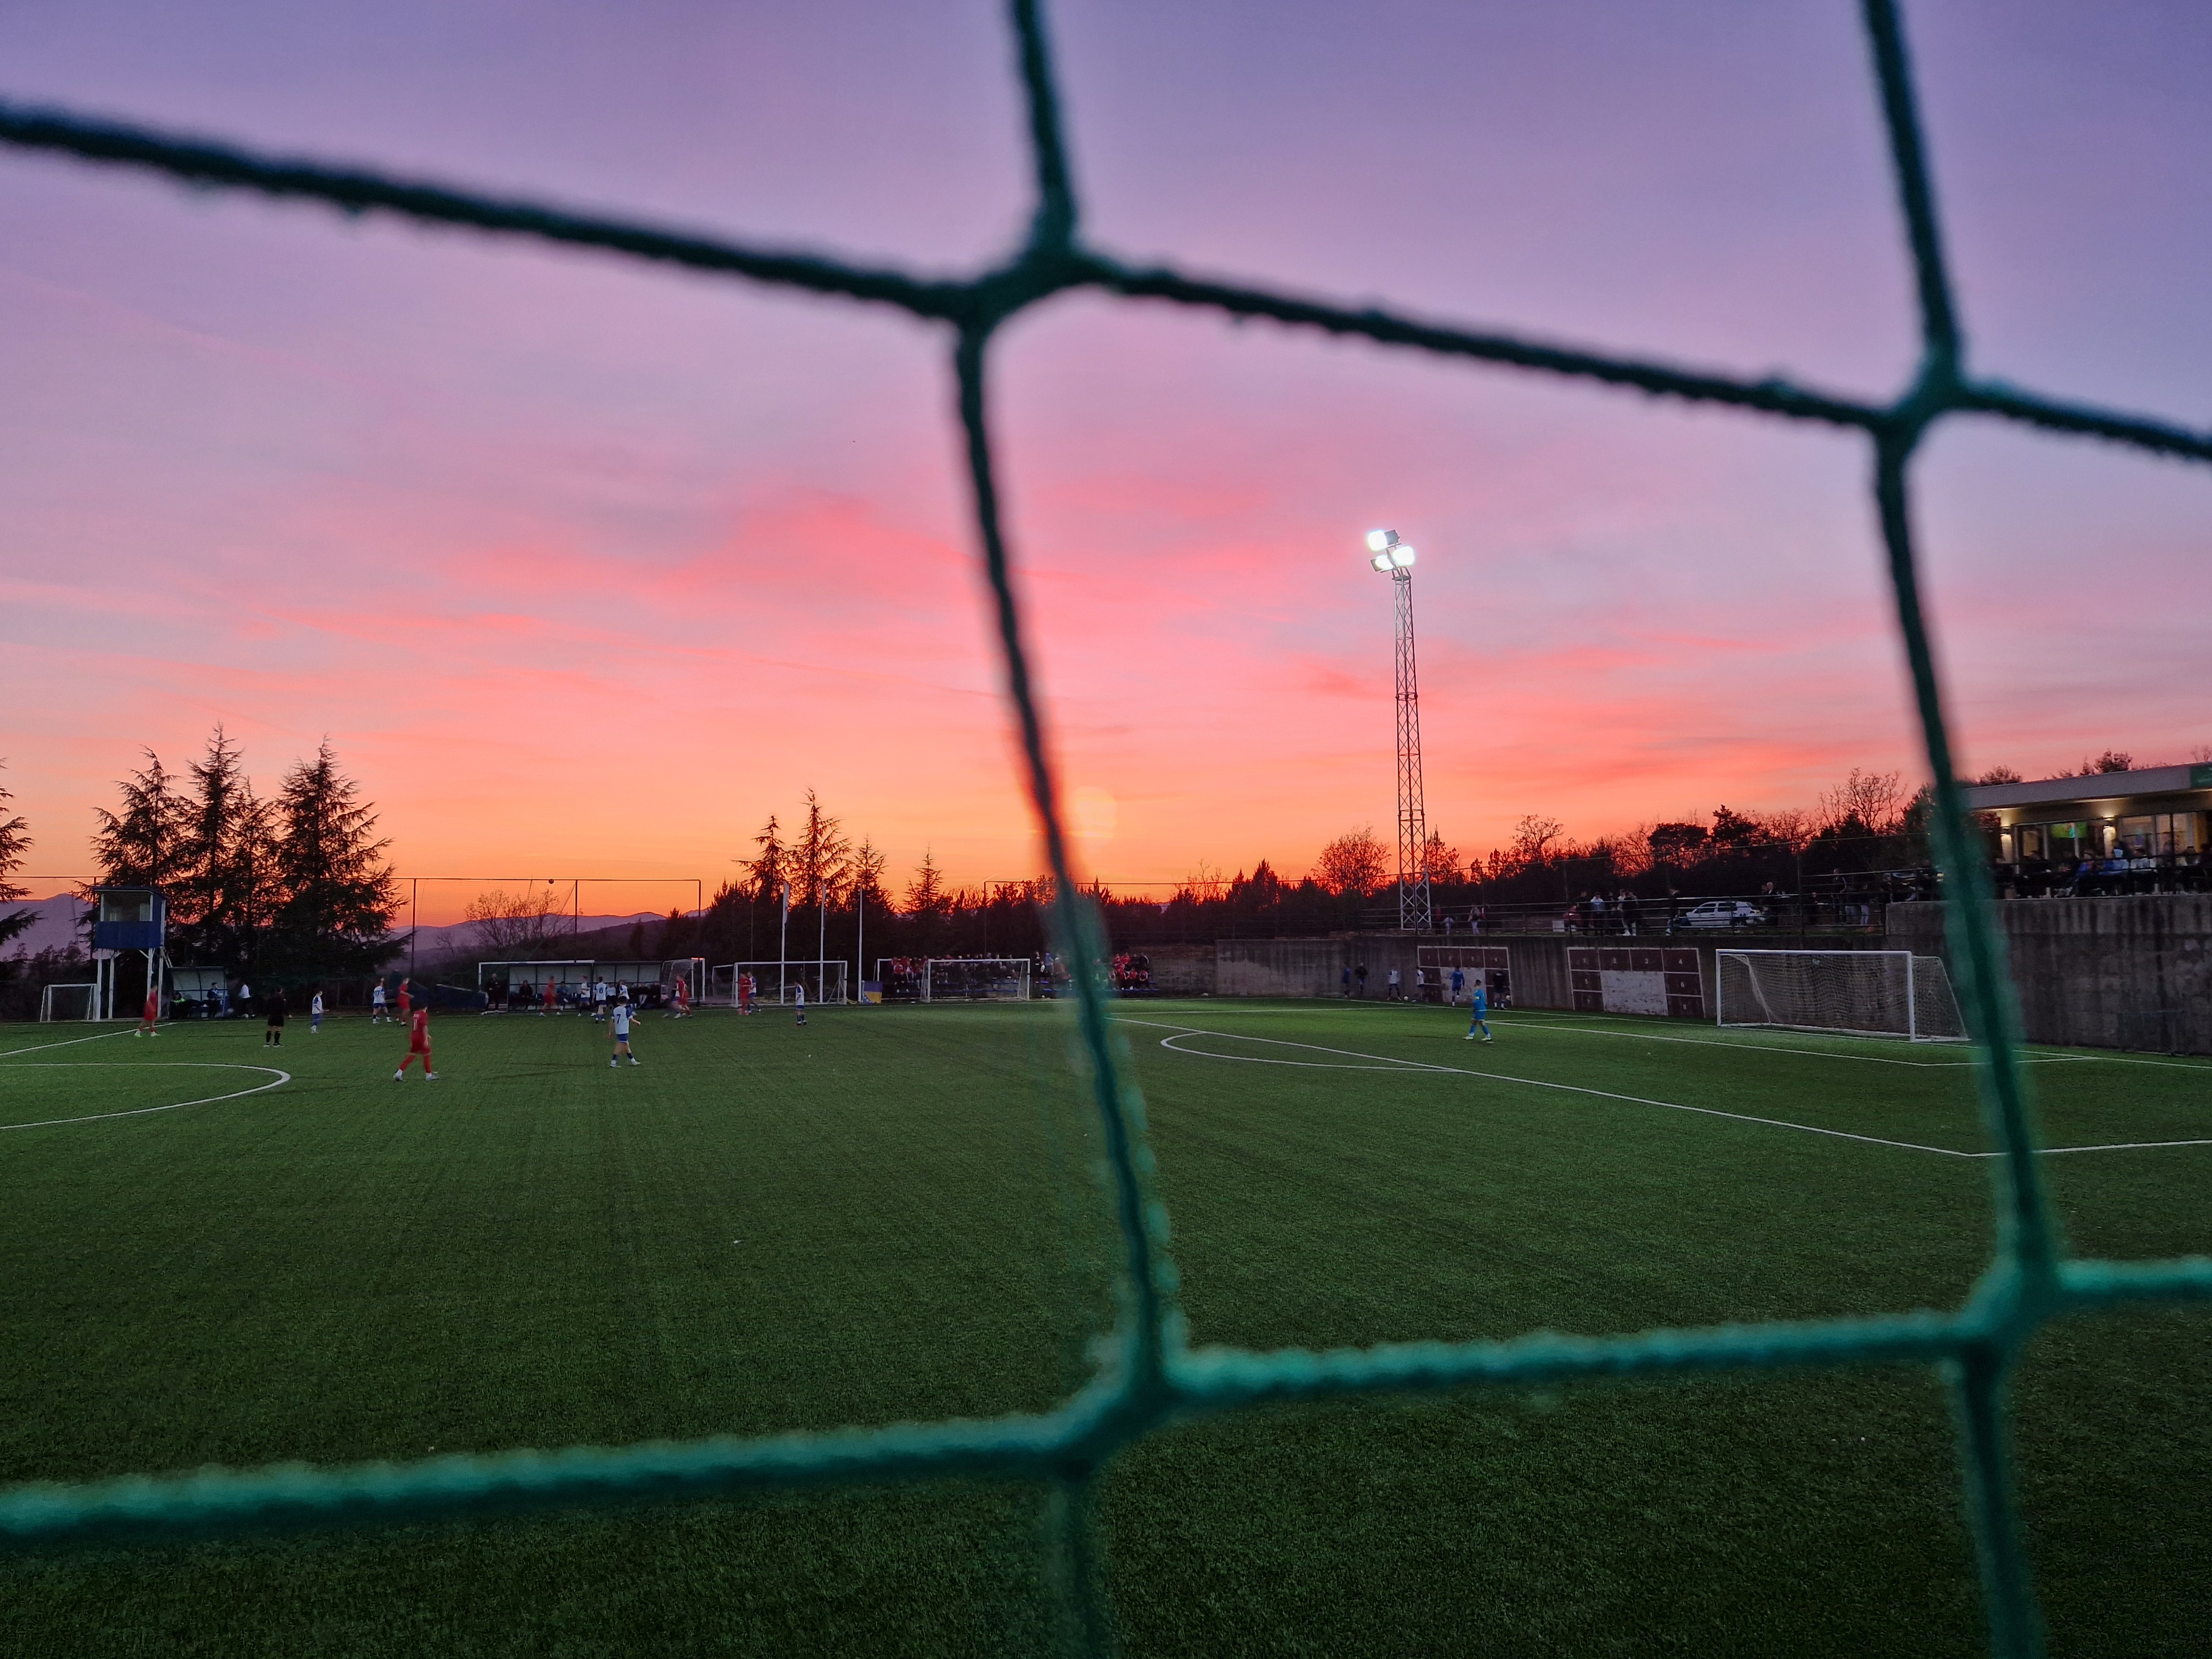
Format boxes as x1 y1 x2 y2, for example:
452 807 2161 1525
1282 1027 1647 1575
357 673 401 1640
1370 552 1395 572
1365 528 1398 553
1390 544 1417 568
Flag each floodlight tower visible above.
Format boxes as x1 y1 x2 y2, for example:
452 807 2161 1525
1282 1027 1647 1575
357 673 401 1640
1367 529 1433 932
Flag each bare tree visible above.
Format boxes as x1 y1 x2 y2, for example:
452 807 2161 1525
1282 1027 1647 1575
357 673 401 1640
1420 830 1462 884
1314 827 1390 897
464 886 569 955
1816 769 1905 837
1510 815 1565 867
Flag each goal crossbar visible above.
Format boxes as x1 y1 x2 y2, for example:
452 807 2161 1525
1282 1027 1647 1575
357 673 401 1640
1716 949 1966 1043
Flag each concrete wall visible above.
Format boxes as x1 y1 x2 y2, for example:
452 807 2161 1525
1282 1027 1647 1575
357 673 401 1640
1140 944 1217 995
1885 896 2212 1054
1214 931 1898 1015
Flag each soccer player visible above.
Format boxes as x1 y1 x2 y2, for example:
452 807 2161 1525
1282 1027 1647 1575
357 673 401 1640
394 1003 436 1079
397 979 412 1025
263 985 288 1047
669 977 690 1019
541 977 557 1016
371 980 388 1023
1464 978 1493 1044
310 990 324 1034
738 972 754 1015
135 984 160 1036
1448 965 1465 1006
1386 967 1401 1001
609 995 640 1067
793 982 806 1027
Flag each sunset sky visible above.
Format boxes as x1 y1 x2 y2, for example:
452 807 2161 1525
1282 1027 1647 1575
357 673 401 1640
2 1 2208 920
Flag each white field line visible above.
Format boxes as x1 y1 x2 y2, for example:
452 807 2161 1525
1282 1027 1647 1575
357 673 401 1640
1479 1008 2212 1073
0 1026 137 1058
1123 1019 1973 1158
1123 1020 2212 1161
0 1062 291 1131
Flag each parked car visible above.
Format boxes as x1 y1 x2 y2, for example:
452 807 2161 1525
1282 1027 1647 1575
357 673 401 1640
1683 899 1767 928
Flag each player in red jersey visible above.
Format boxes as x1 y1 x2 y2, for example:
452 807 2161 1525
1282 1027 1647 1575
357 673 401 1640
669 977 691 1019
393 1004 437 1079
135 985 160 1036
396 979 413 1025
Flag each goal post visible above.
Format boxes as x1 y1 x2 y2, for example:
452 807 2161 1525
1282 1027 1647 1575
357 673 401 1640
719 961 848 1007
39 983 100 1022
1715 949 1966 1042
921 958 1031 1003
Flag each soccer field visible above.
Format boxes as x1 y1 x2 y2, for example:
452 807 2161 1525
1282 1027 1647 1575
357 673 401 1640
2 1001 2207 1657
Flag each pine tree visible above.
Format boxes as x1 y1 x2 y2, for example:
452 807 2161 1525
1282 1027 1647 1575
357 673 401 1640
849 837 893 915
792 789 851 911
0 762 33 949
741 815 787 905
904 849 947 917
266 740 399 975
160 726 285 971
88 749 187 893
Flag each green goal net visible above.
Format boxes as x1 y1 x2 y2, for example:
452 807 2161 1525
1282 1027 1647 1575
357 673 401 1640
1 3 2208 1655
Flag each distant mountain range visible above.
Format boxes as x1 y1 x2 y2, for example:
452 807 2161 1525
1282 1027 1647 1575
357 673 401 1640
2 893 688 967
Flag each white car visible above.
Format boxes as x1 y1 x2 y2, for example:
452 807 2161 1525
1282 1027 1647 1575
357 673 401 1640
1683 899 1767 928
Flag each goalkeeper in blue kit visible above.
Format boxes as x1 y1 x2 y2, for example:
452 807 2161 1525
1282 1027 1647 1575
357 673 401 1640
1464 980 1493 1043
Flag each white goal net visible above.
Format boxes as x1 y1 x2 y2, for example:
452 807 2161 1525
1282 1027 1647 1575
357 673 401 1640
718 961 848 1007
39 983 99 1022
922 958 1032 1003
1716 950 1966 1042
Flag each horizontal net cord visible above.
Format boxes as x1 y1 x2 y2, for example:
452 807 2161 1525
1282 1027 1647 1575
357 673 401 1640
1 108 2208 463
8 1253 2206 1552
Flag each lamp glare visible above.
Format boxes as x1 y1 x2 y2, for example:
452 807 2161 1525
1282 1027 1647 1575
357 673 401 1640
1365 529 1395 553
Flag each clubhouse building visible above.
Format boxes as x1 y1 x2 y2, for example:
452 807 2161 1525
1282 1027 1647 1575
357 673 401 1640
1964 762 2212 874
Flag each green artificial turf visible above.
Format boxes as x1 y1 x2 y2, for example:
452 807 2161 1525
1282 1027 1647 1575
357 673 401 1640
0 1001 2205 1656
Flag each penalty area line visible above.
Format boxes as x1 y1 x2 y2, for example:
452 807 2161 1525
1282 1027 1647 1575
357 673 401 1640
1126 1020 2212 1161
1121 1018 1973 1158
0 1026 139 1059
0 1062 292 1131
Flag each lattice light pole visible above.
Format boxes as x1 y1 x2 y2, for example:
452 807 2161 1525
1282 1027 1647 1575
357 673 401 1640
1367 530 1432 932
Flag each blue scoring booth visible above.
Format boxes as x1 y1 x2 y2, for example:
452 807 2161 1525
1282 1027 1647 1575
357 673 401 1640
91 886 168 1020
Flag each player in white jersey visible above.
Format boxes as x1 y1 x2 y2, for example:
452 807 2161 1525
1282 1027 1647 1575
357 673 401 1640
794 982 807 1027
609 996 639 1066
370 982 388 1023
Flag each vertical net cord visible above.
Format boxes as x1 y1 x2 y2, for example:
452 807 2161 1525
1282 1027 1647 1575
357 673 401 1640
1042 1473 1110 1658
1862 5 2054 1651
954 324 1175 1399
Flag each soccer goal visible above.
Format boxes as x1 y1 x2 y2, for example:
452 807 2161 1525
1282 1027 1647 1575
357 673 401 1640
1715 949 1966 1042
39 983 99 1022
722 961 848 1007
921 958 1032 1003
